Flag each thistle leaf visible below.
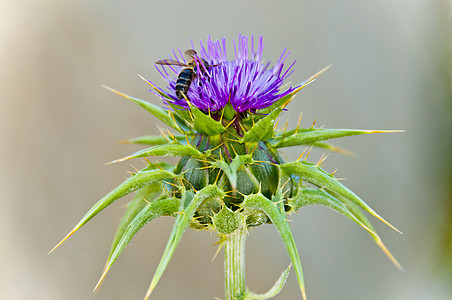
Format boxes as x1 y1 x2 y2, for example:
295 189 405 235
138 74 173 101
212 155 254 191
311 141 355 156
280 161 401 234
144 185 225 299
107 143 204 164
105 182 165 268
142 161 175 172
241 106 284 143
167 102 193 123
48 169 175 254
212 205 241 234
274 129 400 148
255 93 293 118
242 193 306 300
102 85 187 133
288 188 402 270
245 264 291 300
122 135 188 145
257 65 331 117
250 143 281 198
186 102 226 135
288 188 376 235
137 75 192 130
337 195 403 270
94 197 179 291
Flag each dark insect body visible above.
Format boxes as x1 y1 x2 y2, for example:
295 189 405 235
155 49 219 100
175 68 195 100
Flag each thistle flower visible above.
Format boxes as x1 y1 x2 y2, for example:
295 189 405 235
150 35 295 113
50 35 402 300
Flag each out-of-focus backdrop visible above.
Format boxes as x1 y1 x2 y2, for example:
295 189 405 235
1 1 451 299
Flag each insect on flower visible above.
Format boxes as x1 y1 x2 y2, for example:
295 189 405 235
155 49 220 101
50 34 402 300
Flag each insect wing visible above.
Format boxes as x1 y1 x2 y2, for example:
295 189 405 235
184 49 198 61
155 59 187 66
209 62 222 68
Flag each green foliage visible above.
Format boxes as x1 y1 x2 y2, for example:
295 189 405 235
96 196 180 290
273 128 394 148
109 142 204 164
244 264 291 300
145 185 225 298
51 67 401 300
187 101 227 135
107 181 165 260
124 135 188 145
280 161 400 234
242 191 306 300
102 85 188 133
49 169 175 254
240 106 284 143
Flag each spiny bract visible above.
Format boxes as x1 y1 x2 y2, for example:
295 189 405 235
51 35 401 300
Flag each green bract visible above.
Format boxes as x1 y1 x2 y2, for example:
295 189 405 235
51 38 402 300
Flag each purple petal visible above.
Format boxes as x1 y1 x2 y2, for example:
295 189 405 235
150 35 296 113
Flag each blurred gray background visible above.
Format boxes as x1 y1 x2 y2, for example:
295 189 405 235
1 0 451 299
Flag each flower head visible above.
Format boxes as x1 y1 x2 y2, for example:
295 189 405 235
50 35 402 300
150 35 296 113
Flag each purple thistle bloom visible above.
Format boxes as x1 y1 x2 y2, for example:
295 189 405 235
149 35 296 113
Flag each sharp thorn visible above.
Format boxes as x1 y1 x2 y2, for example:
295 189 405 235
48 227 79 254
305 146 314 160
311 118 317 128
316 154 329 166
297 148 307 161
93 268 110 292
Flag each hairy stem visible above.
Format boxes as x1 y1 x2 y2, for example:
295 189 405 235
224 228 247 300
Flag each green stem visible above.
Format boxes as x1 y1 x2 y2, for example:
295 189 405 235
224 228 247 300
